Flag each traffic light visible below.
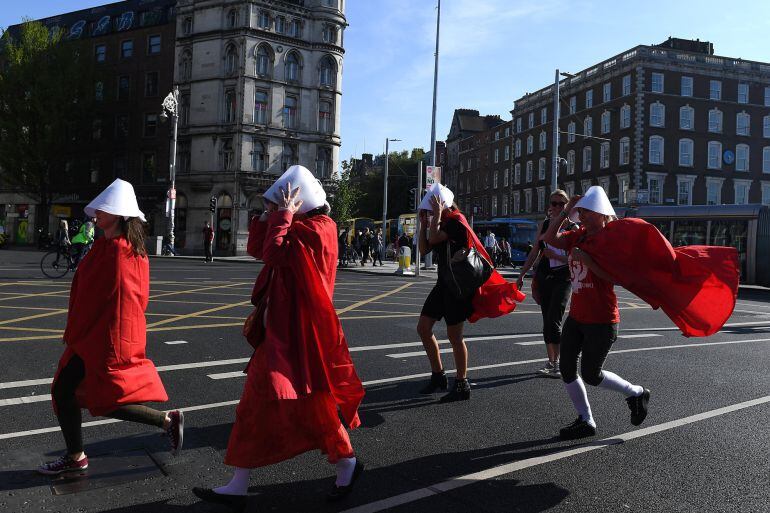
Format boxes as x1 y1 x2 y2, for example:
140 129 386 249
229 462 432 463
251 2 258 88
209 196 217 213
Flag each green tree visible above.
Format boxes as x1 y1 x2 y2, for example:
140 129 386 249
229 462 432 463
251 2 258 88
356 149 422 220
0 20 94 228
328 160 361 225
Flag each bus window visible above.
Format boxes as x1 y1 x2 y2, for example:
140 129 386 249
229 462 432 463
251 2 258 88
672 220 706 247
710 220 748 279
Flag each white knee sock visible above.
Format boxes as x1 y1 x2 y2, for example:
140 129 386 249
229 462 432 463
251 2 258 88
598 370 643 398
335 456 357 486
213 467 250 496
565 377 596 427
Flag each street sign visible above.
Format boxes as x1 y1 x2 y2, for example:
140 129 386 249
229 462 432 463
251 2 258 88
723 150 735 165
425 166 441 190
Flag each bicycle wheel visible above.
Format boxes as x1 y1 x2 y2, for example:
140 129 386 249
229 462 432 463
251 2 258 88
41 251 70 279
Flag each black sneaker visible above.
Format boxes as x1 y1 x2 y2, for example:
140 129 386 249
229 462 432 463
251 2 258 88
166 410 184 456
327 460 364 502
439 378 471 403
626 388 650 426
419 371 448 394
558 416 597 440
192 487 246 507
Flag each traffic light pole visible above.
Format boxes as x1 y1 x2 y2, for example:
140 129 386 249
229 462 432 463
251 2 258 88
209 196 217 262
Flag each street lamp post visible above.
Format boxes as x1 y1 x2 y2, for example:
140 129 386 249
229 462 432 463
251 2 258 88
161 86 179 250
552 70 575 193
383 138 401 230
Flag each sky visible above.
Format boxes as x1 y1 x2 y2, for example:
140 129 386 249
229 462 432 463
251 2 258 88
3 0 770 166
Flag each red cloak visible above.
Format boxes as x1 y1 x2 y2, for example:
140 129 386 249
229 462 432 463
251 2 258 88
52 236 168 416
442 210 526 323
225 211 364 468
578 218 739 337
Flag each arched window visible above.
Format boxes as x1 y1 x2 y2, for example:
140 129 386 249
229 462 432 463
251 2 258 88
539 131 546 151
583 146 592 172
526 161 533 182
514 138 521 157
182 17 193 35
584 116 592 136
567 150 575 175
619 137 630 165
316 147 332 178
650 102 665 127
224 44 237 75
227 9 238 28
526 135 533 154
708 141 722 169
736 112 751 136
764 115 770 138
319 56 336 87
709 108 723 132
285 52 300 82
255 44 273 76
538 157 546 180
319 100 332 133
620 104 631 128
679 138 694 167
736 144 750 171
600 142 610 168
601 111 611 134
679 105 694 130
179 50 192 81
567 121 576 143
649 135 664 164
252 139 267 172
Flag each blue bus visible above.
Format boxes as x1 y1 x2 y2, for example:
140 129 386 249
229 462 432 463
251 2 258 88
472 217 539 266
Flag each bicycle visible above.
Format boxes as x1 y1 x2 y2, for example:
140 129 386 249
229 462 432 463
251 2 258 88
40 244 77 279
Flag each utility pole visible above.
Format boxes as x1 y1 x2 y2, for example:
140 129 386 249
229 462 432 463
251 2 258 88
415 161 422 278
430 0 441 167
551 69 560 193
161 86 179 250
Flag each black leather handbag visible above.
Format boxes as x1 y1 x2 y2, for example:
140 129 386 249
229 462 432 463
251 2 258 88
442 244 493 299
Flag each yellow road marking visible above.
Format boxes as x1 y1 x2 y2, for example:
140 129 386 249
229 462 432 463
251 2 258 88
146 300 252 328
0 305 62 311
0 290 69 302
335 283 413 315
150 282 251 299
339 313 421 320
149 322 243 332
0 309 68 326
0 326 64 333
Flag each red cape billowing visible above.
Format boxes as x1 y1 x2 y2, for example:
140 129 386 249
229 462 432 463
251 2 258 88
52 236 167 416
442 210 525 323
579 218 739 337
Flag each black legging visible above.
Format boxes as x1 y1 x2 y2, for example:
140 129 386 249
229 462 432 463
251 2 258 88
52 354 166 454
537 272 571 344
372 246 383 265
559 317 618 385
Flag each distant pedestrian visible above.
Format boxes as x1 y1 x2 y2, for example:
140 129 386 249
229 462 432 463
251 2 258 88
38 179 182 476
372 228 384 266
193 166 364 506
203 221 214 262
360 227 372 265
483 230 497 264
338 229 349 266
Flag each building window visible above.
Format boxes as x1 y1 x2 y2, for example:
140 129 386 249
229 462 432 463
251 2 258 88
504 145 510 161
708 141 722 169
762 147 770 173
258 11 270 29
648 175 663 204
537 188 545 212
121 40 133 58
493 148 499 164
734 181 750 205
569 96 576 114
285 52 300 81
180 51 192 81
603 82 611 103
504 167 509 186
144 72 159 97
282 143 297 169
581 179 592 194
515 139 521 157
649 135 664 164
706 179 722 205
182 17 193 35
115 114 129 139
142 153 157 183
180 94 190 126
601 111 610 134
526 135 533 154
738 83 749 104
256 45 273 76
322 25 337 43
221 138 234 170
709 80 721 100
528 112 534 129
319 101 332 133
526 161 533 182
254 90 268 125
222 90 237 123
493 169 499 188
565 182 575 197
539 107 546 125
95 44 106 62
148 35 161 55
514 163 521 184
539 131 546 151
505 126 510 137
764 184 770 206
567 150 575 175
584 116 592 137
622 75 631 96
708 109 723 133
680 76 693 97
319 56 335 87
316 147 332 178
585 90 593 108
178 142 191 174
538 158 546 180
678 178 693 205
679 106 694 130
679 139 694 167
525 190 532 212
284 96 298 129
736 112 750 136
516 117 522 132
764 115 770 138
289 19 302 37
92 118 102 140
583 146 592 172
650 102 665 127
143 113 158 137
567 122 576 143
95 81 104 102
736 144 749 171
275 16 285 34
600 142 610 169
225 44 237 74
227 8 238 28
502 198 508 216
651 72 664 93
620 104 631 129
619 137 630 165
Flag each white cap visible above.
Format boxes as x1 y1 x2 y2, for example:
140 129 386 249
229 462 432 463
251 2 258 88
84 179 146 222
418 183 455 211
263 165 327 215
569 186 616 222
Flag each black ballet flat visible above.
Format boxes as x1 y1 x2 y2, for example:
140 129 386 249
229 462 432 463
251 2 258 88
326 460 365 502
192 486 247 507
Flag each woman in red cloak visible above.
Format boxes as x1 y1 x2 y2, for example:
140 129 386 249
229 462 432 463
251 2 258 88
38 179 182 475
193 174 365 506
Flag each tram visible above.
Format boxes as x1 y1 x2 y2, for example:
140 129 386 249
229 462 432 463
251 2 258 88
471 217 539 266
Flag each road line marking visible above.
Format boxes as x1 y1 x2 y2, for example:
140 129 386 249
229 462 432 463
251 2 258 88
351 333 544 353
146 300 252 328
339 395 770 513
149 282 251 300
0 326 63 333
0 378 53 390
0 290 69 302
515 341 543 346
340 313 421 320
618 333 662 339
335 283 414 315
164 340 188 345
0 394 51 406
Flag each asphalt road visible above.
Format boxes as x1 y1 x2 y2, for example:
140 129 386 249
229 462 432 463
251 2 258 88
1 249 769 513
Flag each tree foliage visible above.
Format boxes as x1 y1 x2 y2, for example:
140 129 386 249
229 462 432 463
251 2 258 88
328 160 361 225
0 20 93 226
355 149 422 220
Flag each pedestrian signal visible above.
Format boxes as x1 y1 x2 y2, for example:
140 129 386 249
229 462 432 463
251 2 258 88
209 196 217 212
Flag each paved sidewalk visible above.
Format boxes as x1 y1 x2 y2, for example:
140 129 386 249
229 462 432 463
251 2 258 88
335 259 522 279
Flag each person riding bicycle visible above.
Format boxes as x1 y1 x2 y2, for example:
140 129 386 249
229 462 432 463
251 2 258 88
71 219 95 266
56 220 72 250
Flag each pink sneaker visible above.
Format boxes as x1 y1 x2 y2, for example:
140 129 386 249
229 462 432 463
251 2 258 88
37 454 88 475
